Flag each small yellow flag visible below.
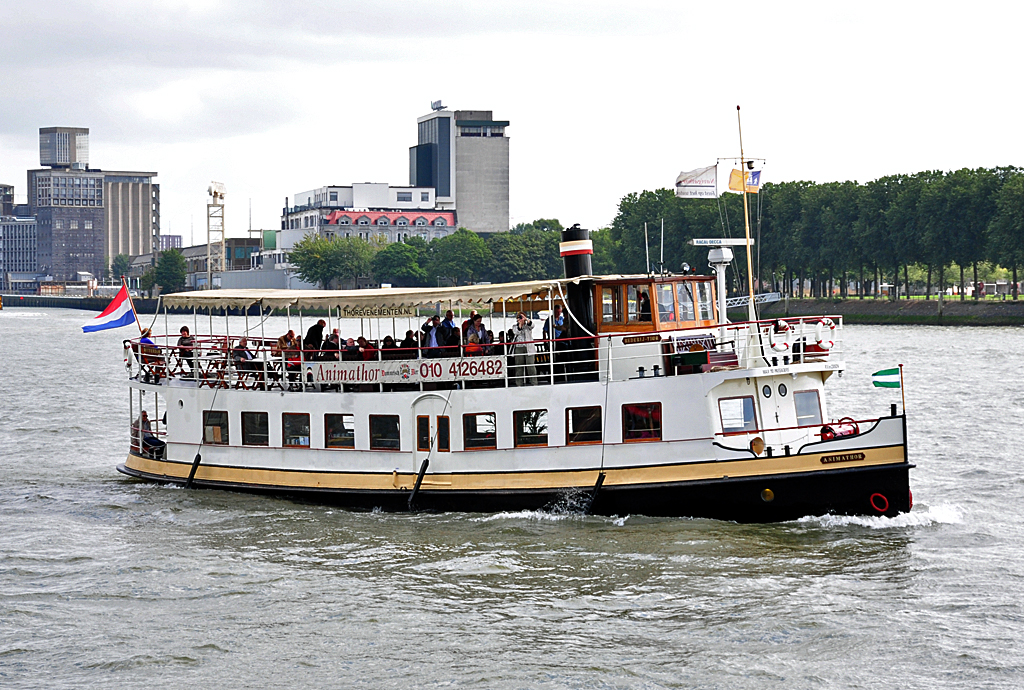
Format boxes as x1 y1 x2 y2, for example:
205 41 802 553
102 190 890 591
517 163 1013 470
727 169 761 194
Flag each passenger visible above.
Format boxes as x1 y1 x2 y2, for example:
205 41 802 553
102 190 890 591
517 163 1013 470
380 335 398 360
303 319 326 362
439 310 460 356
543 305 565 340
486 329 497 356
465 333 483 356
176 326 196 377
400 330 419 358
232 337 256 369
134 410 165 458
321 332 340 361
510 311 537 386
284 333 302 389
421 316 442 357
461 309 479 338
357 336 377 361
342 337 363 361
138 328 163 384
639 291 652 321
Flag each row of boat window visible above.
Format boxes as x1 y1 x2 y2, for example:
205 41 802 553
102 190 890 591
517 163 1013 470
199 404 664 451
195 390 822 451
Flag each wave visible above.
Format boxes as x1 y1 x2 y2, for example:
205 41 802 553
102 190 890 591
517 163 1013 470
797 503 963 529
472 510 629 525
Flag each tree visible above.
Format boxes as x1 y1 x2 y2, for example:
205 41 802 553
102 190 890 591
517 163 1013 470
590 228 619 275
290 234 375 288
425 228 491 285
989 172 1024 299
139 268 156 298
485 228 562 283
155 248 187 294
372 241 427 286
111 254 132 281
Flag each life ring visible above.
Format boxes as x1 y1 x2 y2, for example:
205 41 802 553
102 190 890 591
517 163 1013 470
869 493 889 513
769 319 791 352
123 340 133 371
814 317 835 350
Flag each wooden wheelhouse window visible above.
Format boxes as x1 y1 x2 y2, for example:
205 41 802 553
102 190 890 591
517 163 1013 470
369 415 401 451
696 282 715 321
656 284 676 324
566 406 602 445
463 413 497 450
601 286 623 323
513 409 548 447
283 413 310 447
203 411 229 445
325 413 354 449
241 411 269 446
719 396 758 434
676 282 696 321
417 415 430 451
625 285 647 322
437 416 450 452
622 403 661 441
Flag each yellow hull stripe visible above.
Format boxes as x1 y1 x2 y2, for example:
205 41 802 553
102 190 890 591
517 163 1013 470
123 445 906 492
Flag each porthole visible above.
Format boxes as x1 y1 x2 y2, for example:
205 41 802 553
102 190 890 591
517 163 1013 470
761 488 775 502
762 385 772 398
778 383 788 397
178 400 183 408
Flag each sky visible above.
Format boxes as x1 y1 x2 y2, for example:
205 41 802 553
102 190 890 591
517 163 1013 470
1 0 1021 242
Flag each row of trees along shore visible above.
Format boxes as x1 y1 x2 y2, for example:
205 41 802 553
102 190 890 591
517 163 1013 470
286 166 1024 300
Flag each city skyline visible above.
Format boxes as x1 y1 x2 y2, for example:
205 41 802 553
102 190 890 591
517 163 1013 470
1 1 1023 243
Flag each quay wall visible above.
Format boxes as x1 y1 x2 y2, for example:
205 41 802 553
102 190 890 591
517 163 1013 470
748 297 1024 326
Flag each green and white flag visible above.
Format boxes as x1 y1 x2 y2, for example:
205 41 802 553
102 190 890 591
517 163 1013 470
872 368 901 388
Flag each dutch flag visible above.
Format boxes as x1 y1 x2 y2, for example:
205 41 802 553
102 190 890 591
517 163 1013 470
82 283 138 333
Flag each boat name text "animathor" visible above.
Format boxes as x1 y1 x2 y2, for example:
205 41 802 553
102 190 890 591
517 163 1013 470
313 356 505 384
341 306 417 318
819 452 866 465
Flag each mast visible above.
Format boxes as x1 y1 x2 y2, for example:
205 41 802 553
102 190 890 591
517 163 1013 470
736 106 757 322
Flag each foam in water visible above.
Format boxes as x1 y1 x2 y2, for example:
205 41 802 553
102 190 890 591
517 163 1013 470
472 510 630 525
797 503 964 529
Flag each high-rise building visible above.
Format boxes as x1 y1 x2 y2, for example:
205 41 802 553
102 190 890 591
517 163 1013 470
0 184 13 216
159 235 182 250
28 127 159 280
0 216 38 291
39 127 90 168
410 108 510 233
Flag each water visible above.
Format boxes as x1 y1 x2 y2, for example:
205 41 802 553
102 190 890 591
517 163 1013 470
1 308 1022 688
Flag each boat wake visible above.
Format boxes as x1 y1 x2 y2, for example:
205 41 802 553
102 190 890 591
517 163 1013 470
797 503 963 529
473 510 629 526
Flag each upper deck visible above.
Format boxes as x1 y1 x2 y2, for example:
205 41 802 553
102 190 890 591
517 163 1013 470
127 273 844 393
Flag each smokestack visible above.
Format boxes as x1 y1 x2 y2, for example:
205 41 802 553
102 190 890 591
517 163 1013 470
560 223 593 279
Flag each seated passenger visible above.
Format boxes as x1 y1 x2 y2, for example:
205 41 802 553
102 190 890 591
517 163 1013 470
639 291 652 321
342 337 363 361
321 333 340 361
465 333 483 356
357 336 377 361
134 410 165 458
232 337 256 369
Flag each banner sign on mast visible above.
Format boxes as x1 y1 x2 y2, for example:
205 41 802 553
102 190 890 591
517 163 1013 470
726 169 761 194
674 166 718 198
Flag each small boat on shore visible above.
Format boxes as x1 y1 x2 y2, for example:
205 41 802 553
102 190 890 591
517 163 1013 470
117 225 912 522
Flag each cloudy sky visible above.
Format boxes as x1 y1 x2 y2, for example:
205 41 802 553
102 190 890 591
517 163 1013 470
1 1 1020 242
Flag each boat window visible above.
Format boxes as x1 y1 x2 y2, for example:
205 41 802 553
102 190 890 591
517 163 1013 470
417 416 430 451
325 413 355 449
696 282 714 321
369 415 401 451
627 285 652 322
676 282 695 321
622 403 661 442
463 412 497 450
566 406 602 445
794 391 822 427
601 286 623 323
283 413 310 448
719 396 757 434
514 409 548 447
203 411 229 445
241 411 269 446
656 284 675 324
437 416 450 452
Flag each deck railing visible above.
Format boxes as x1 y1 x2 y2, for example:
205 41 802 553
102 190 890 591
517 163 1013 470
123 315 843 392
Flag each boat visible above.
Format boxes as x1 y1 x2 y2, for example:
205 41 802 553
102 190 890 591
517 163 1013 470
117 224 912 522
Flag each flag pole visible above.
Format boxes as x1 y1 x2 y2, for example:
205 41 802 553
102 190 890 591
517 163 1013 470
899 363 906 413
737 105 756 322
123 276 143 334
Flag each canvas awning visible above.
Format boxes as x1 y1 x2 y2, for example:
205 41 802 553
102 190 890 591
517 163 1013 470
159 278 585 312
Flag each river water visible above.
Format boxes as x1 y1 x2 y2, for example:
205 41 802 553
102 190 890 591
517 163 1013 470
1 307 1021 688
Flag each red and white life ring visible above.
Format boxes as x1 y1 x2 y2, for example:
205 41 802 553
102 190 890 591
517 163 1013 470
814 318 835 350
768 319 792 352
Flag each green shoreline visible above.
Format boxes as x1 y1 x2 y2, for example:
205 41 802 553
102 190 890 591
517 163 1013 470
750 297 1024 326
